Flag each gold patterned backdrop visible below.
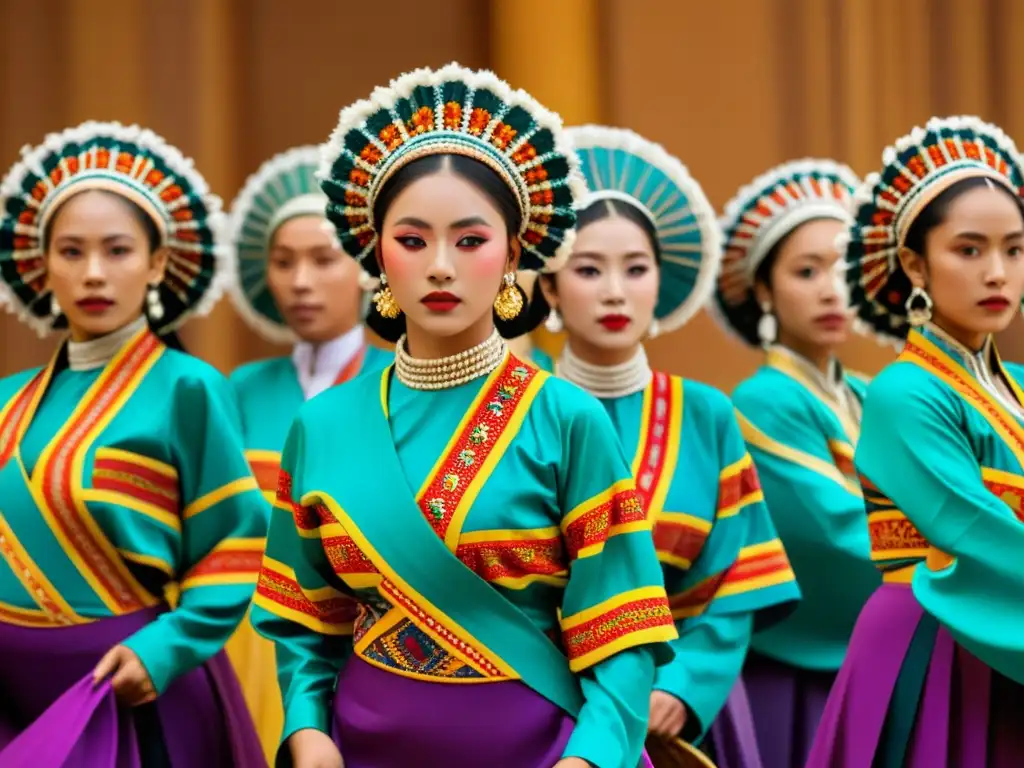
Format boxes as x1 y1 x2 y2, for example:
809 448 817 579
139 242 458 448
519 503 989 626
2 0 1023 390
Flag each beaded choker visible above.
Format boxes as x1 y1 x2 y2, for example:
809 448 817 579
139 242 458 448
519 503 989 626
558 343 652 399
394 330 507 390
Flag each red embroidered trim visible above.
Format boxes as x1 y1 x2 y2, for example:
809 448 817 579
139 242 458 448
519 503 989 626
255 567 359 625
722 547 791 586
652 517 710 565
869 513 927 553
718 460 761 513
249 457 280 494
92 455 179 515
634 372 673 513
668 573 725 615
277 471 320 530
561 595 674 663
829 448 855 477
332 347 366 386
185 545 264 581
323 534 380 575
982 477 1024 524
563 489 646 561
0 371 44 468
416 359 537 540
456 535 565 582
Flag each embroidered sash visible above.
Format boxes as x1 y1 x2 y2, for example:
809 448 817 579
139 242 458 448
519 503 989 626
766 348 860 445
304 358 586 716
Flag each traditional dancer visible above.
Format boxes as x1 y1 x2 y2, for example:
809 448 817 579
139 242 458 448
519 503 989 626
251 64 678 768
0 121 265 766
536 126 800 768
808 116 1024 767
225 145 392 761
713 160 881 767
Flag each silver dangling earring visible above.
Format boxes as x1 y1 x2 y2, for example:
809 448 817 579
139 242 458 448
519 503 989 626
904 285 933 326
545 308 563 333
757 301 777 347
146 283 164 321
648 319 661 339
50 292 61 318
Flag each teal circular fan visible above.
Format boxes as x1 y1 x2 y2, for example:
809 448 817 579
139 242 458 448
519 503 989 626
317 62 587 278
568 126 721 334
713 159 859 348
841 115 1024 345
0 121 226 338
227 145 329 344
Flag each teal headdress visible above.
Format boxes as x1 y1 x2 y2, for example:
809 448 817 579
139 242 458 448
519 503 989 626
227 145 336 344
714 159 860 347
568 125 720 334
842 116 1024 344
0 120 225 337
318 62 587 282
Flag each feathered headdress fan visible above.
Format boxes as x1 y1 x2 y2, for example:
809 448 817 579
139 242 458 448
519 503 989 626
0 121 226 337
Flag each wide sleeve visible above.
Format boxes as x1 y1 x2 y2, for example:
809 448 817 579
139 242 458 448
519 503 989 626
856 377 1024 684
655 407 800 739
555 396 677 768
733 386 870 565
250 417 359 759
122 373 268 693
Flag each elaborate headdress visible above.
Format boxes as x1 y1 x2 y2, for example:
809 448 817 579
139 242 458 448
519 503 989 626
227 145 334 344
0 121 225 337
317 62 587 283
843 116 1024 343
567 125 721 334
714 159 860 346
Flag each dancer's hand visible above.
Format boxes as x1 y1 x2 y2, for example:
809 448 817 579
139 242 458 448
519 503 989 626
553 759 591 768
290 728 343 768
93 644 156 707
648 690 687 737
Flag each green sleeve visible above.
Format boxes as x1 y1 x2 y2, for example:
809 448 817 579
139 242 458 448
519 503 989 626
123 373 268 693
656 406 798 738
857 374 1024 684
555 393 677 768
250 417 358 761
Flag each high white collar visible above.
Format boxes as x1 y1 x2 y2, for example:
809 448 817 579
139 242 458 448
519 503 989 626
291 325 365 400
68 315 148 372
557 343 652 399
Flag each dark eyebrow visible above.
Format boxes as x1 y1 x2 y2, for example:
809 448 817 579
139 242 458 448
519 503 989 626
393 216 492 230
53 234 135 244
953 231 1024 242
570 251 607 261
794 252 828 262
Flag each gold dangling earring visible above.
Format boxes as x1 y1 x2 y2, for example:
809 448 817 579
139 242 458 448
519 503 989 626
494 272 523 321
374 273 401 319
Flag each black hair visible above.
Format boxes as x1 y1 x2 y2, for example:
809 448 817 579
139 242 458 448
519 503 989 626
903 175 1024 256
366 153 539 342
575 197 662 261
43 188 162 253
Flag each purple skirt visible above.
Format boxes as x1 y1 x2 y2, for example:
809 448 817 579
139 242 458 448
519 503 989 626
0 607 264 768
702 680 764 768
742 649 835 768
332 656 654 768
807 583 1024 767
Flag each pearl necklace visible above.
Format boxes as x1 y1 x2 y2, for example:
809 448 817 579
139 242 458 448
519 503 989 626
394 330 507 390
557 343 652 399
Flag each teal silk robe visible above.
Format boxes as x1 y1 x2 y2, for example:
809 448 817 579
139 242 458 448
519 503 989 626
857 326 1024 685
0 327 266 693
732 346 881 671
230 344 393 501
252 354 678 767
596 373 801 739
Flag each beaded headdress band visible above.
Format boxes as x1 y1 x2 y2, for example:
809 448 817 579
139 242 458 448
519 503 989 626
0 120 226 337
318 62 587 282
713 159 860 347
842 116 1024 343
227 145 333 344
568 125 721 334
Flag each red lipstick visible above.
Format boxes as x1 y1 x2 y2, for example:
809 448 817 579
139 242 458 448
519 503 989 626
75 297 114 314
421 291 461 313
598 314 631 332
814 312 847 330
978 296 1011 311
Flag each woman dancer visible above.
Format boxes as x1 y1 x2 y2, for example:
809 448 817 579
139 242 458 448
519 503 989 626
713 160 881 767
0 122 265 765
808 116 1024 767
538 126 800 768
251 64 678 768
226 146 392 761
